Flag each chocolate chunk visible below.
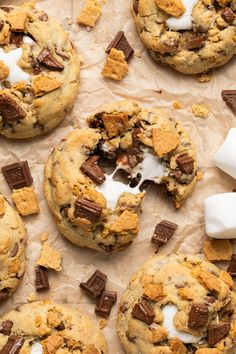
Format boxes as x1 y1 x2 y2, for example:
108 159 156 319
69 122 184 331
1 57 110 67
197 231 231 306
176 154 194 174
2 161 33 190
0 288 9 301
56 322 65 331
95 290 117 316
81 156 106 185
106 31 134 62
222 90 236 115
131 300 155 325
80 270 107 298
39 13 48 21
0 95 26 122
0 320 13 336
10 243 18 257
187 34 206 50
188 304 209 329
222 7 235 23
133 0 139 14
35 266 50 291
37 49 64 71
0 335 24 354
207 322 230 346
0 21 4 31
74 199 102 223
10 32 24 47
227 254 236 276
151 220 178 248
117 146 143 171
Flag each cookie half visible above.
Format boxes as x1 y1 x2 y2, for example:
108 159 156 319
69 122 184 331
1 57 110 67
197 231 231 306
0 300 108 353
0 3 80 138
132 0 236 74
0 194 26 301
117 254 236 353
44 100 198 252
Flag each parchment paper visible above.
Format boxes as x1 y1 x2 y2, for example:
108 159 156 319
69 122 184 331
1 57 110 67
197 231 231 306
0 0 236 352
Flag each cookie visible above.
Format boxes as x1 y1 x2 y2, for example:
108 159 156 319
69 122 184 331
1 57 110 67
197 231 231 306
132 0 236 74
117 254 236 354
44 100 198 252
0 3 80 139
0 300 108 353
0 194 26 301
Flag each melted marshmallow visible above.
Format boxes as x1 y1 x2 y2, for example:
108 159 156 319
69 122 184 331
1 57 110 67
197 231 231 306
166 0 197 31
0 47 30 84
31 342 43 354
162 305 202 344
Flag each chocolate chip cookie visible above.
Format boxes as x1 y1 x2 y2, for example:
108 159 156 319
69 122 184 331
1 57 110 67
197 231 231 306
133 0 236 74
117 254 236 354
44 100 198 252
0 300 108 353
0 194 26 301
0 3 80 138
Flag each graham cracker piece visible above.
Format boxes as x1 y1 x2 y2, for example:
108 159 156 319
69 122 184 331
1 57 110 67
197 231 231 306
7 11 28 31
102 48 128 81
37 242 62 272
143 283 166 301
0 195 5 216
77 0 102 27
152 127 179 157
150 325 168 344
42 334 64 353
0 60 9 81
102 112 129 138
155 0 185 16
110 210 138 234
204 239 233 261
219 271 234 289
192 104 209 118
41 233 49 242
195 349 222 354
178 287 194 301
32 75 62 97
170 338 187 354
12 186 39 216
192 267 221 293
0 23 10 45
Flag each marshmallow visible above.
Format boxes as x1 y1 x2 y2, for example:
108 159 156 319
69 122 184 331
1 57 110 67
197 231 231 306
162 305 202 343
0 47 30 85
204 193 236 239
166 0 197 31
31 342 43 354
214 128 236 179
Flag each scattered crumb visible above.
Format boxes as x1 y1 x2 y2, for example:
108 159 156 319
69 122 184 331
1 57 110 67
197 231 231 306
99 319 108 329
77 0 102 27
102 48 128 81
37 242 62 271
197 72 211 83
196 170 204 181
27 292 37 302
204 239 233 261
192 104 209 118
0 195 5 216
41 233 49 242
172 100 182 110
12 186 40 216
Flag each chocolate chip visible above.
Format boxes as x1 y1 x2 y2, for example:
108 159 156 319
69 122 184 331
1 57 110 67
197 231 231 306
176 154 194 174
35 266 50 291
222 90 236 115
106 31 134 62
56 322 65 331
81 156 106 185
0 95 26 123
2 161 33 190
227 254 236 276
0 320 13 336
151 220 178 248
133 0 139 14
0 288 9 302
188 304 209 329
207 322 230 346
10 32 24 47
10 243 18 257
95 290 117 316
222 7 235 22
0 21 4 31
80 270 107 298
37 49 64 71
187 34 206 50
74 199 102 223
0 335 24 354
131 300 155 325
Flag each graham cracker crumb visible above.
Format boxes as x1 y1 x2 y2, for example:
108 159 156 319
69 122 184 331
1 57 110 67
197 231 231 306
41 233 49 242
192 267 221 293
178 287 194 301
197 73 211 83
172 100 182 109
77 0 102 27
151 325 168 344
102 112 128 138
32 75 62 97
99 319 108 329
0 60 9 81
12 186 39 216
37 243 62 271
204 239 233 261
102 48 128 81
152 127 179 157
192 104 209 118
27 292 37 302
170 337 187 353
143 283 166 301
0 195 5 216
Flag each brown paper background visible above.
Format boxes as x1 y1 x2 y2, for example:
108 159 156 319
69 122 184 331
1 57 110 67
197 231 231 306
0 0 236 352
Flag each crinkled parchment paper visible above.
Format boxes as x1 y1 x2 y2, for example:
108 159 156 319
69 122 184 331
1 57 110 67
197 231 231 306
0 0 236 352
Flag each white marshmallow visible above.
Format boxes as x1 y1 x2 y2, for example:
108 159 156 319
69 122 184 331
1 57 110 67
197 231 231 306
31 342 43 354
162 305 202 344
166 0 198 31
204 193 236 239
214 128 236 179
0 47 30 85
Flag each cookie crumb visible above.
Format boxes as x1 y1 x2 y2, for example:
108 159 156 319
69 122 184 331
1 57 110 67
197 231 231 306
77 0 102 27
27 292 37 302
12 186 39 216
37 243 62 271
192 104 209 118
0 60 9 81
102 48 128 81
197 73 211 83
204 239 233 261
0 195 5 216
99 319 108 329
172 100 182 109
41 233 49 242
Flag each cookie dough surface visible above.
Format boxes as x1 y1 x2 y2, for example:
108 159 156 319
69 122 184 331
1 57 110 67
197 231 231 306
0 300 108 353
44 100 198 252
0 195 26 301
117 254 236 354
133 0 236 74
0 3 80 138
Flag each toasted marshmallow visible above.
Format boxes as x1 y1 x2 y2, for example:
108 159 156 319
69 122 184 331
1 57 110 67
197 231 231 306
31 342 43 354
214 128 236 179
